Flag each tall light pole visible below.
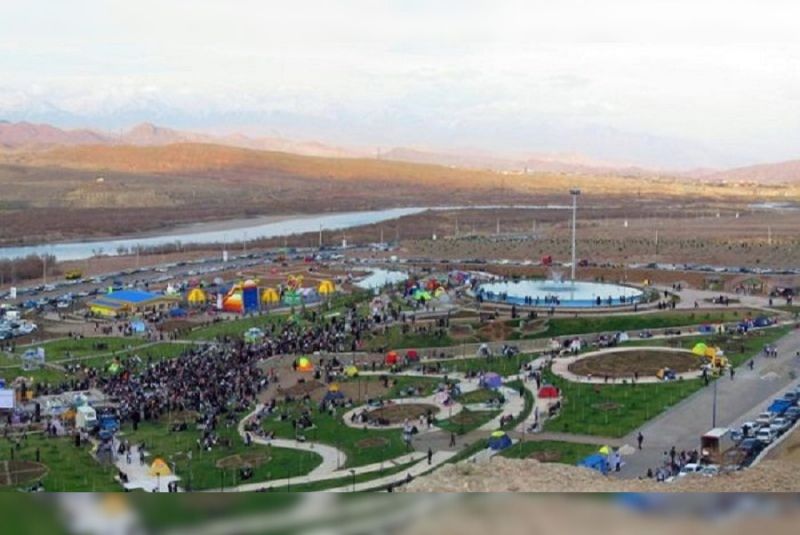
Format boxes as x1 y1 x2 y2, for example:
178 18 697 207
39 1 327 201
570 189 581 281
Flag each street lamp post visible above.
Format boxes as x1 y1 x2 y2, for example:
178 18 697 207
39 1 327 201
570 189 581 282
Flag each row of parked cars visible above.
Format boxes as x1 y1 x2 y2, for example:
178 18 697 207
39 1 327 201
731 385 800 465
0 318 37 340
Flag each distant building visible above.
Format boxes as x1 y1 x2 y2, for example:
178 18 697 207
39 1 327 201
88 290 178 317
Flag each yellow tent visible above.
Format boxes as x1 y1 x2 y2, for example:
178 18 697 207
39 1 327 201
261 288 280 304
704 347 717 359
434 287 446 297
598 445 611 455
149 458 172 477
318 280 336 295
187 288 207 305
345 365 359 378
328 383 340 392
692 343 708 357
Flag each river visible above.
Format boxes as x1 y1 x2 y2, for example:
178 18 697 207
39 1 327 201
0 204 573 261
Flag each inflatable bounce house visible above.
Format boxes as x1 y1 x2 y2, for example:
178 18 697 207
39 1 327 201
222 280 259 314
187 288 207 306
261 288 280 307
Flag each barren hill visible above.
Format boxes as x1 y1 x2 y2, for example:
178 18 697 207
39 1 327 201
701 159 800 185
405 457 800 492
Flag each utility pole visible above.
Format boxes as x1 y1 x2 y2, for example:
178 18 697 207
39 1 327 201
319 225 323 249
570 189 581 281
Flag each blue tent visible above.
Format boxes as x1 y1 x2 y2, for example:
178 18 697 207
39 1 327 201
697 325 715 334
170 307 187 318
483 372 503 389
488 431 512 451
754 316 772 328
323 390 345 403
577 454 609 475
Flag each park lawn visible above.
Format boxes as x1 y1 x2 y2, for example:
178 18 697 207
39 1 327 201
119 419 322 491
434 354 534 377
263 406 410 469
386 375 446 398
286 459 419 492
540 325 791 438
459 388 505 404
133 495 299 531
184 313 288 341
531 309 761 339
542 369 705 438
0 433 119 492
500 440 601 465
364 325 454 351
13 337 147 361
436 408 500 436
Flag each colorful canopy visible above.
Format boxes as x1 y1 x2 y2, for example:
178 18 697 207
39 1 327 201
149 458 172 477
261 288 280 304
297 357 314 372
318 280 336 295
187 288 207 305
691 343 708 357
344 365 359 377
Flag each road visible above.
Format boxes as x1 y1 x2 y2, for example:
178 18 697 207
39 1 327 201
618 326 800 478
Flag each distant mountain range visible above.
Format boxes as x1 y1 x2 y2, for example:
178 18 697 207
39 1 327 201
1 120 799 184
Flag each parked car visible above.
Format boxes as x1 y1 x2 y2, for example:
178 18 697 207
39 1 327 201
756 427 776 445
756 411 776 427
770 417 791 435
783 407 800 423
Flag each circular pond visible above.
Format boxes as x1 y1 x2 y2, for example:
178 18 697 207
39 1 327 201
478 279 643 307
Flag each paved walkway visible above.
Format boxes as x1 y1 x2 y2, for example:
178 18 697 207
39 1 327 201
616 326 800 478
112 443 179 493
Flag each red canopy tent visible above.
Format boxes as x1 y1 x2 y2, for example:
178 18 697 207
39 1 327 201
406 349 420 361
538 385 559 399
385 351 399 365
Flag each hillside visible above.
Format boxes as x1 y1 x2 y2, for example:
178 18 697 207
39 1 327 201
0 142 757 199
405 457 800 492
702 159 800 185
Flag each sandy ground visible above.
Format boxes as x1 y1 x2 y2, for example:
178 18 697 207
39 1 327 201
405 457 800 492
401 496 800 535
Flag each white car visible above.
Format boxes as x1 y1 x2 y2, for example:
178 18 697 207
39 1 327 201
678 463 703 477
756 427 776 444
770 417 791 435
755 412 776 427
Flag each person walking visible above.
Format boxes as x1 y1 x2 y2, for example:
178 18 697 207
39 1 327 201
637 432 644 450
449 432 456 448
427 448 433 465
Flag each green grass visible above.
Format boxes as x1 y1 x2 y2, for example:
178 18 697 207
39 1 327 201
184 314 288 341
542 324 791 437
364 326 454 351
530 309 761 339
432 354 535 377
458 388 505 404
500 440 602 465
436 408 500 435
0 433 119 492
542 369 704 438
263 406 410 469
120 418 322 491
12 337 147 361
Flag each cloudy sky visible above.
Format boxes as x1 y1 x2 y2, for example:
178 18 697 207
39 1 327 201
1 0 800 168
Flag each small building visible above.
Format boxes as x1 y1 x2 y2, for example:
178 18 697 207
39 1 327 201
88 290 179 317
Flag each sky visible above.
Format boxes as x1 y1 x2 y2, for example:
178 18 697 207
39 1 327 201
1 0 800 168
